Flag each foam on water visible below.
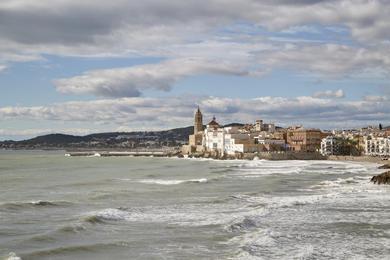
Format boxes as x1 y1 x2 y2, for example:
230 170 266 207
83 200 266 228
2 152 389 259
138 178 208 185
222 162 390 259
0 200 72 210
5 253 21 260
84 208 128 223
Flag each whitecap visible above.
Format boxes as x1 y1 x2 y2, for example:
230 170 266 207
6 252 21 260
84 208 129 223
138 178 207 185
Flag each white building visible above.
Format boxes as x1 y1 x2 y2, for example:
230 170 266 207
365 136 390 156
203 118 259 155
255 119 275 133
321 136 341 156
204 118 225 153
255 137 285 146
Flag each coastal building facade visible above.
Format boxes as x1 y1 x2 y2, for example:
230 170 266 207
365 136 390 157
204 121 265 155
320 136 345 156
287 128 324 152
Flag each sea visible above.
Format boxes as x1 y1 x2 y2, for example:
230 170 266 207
0 150 389 260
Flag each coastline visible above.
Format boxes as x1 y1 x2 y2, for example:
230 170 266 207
2 148 389 168
327 155 389 165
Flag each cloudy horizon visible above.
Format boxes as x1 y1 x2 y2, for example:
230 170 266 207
1 0 390 140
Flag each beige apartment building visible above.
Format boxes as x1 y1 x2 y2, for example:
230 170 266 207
287 128 325 152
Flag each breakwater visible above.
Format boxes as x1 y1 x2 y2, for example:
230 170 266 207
65 149 179 157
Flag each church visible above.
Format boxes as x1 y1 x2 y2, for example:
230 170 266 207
183 107 207 154
182 107 255 156
182 107 286 157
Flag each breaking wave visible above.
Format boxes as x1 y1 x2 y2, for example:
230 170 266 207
5 252 21 260
0 200 72 210
21 242 129 259
83 208 129 223
138 178 208 185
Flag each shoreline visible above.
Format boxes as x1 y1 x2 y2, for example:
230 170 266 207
327 155 389 165
2 148 389 167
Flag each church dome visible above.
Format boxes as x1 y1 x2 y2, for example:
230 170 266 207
207 116 220 128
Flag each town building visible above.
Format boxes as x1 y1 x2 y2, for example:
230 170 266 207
182 107 205 154
287 127 324 152
320 136 346 156
365 136 390 157
204 124 266 155
255 119 275 133
194 107 203 134
182 106 334 156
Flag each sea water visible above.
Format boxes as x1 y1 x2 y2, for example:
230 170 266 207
0 150 389 259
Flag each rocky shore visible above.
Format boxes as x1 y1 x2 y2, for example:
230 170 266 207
371 171 390 185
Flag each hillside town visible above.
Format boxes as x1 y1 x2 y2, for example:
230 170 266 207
182 107 390 159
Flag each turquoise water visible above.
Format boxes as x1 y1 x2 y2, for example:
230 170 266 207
0 150 389 259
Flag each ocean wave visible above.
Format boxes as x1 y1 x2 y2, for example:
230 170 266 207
220 160 379 179
57 224 87 234
0 200 72 210
21 242 129 259
229 193 333 208
83 203 258 227
310 176 390 195
229 167 304 177
226 193 338 233
228 216 262 232
138 178 208 185
5 252 21 260
84 208 129 223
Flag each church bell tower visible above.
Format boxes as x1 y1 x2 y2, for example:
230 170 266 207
194 107 203 134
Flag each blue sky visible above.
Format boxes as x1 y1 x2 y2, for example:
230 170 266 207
0 0 390 140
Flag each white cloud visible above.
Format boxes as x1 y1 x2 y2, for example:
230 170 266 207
261 44 390 76
0 128 94 137
52 42 390 98
313 89 345 99
0 0 389 68
363 95 388 102
1 95 389 133
54 58 249 97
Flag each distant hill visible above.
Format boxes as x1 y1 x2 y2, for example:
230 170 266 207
0 123 287 149
0 126 194 149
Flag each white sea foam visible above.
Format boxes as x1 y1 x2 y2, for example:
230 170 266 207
87 153 101 157
6 252 21 260
86 208 129 222
83 199 265 227
138 178 207 185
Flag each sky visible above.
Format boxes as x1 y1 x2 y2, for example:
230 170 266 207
0 0 390 140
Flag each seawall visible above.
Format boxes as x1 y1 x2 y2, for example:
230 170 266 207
327 155 387 164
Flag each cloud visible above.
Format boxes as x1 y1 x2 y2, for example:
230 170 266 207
0 128 94 137
0 0 389 63
52 42 390 98
1 95 389 133
54 58 249 97
313 89 345 99
281 25 321 34
261 44 390 76
363 95 388 102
